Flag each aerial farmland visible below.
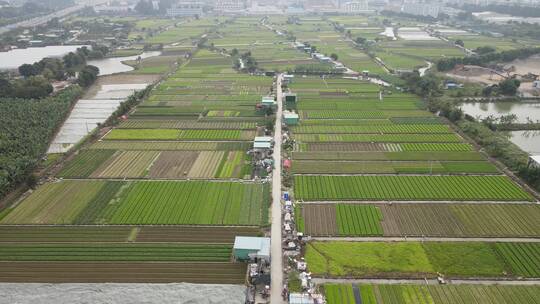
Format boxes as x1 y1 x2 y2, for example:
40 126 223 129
0 21 274 287
1 8 540 304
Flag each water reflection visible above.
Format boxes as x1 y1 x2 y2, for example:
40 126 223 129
503 130 540 154
88 51 161 76
460 102 540 123
0 45 88 69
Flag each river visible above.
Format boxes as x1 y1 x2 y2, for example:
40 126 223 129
88 51 161 75
0 45 87 70
0 47 161 75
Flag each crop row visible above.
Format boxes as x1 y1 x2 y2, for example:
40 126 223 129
300 203 540 237
0 261 247 284
294 175 533 201
301 110 432 119
297 101 420 111
105 129 254 141
292 151 486 161
336 204 383 236
0 243 233 262
118 120 257 130
294 133 461 143
89 141 251 151
292 160 498 174
0 226 260 243
292 124 451 134
325 284 540 304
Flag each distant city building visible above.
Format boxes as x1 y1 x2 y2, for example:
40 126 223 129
214 0 245 13
166 1 203 16
342 0 370 13
401 2 440 18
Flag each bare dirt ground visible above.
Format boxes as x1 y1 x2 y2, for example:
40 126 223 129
446 65 505 85
0 283 246 304
505 55 540 76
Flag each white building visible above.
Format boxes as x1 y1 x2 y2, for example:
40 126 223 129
402 3 440 18
342 0 370 13
214 0 245 13
166 1 203 17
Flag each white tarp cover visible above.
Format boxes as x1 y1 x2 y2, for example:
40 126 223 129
0 283 246 304
48 84 147 153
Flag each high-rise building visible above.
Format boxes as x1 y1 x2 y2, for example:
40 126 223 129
166 1 203 17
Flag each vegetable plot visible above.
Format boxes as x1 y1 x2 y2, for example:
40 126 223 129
294 175 533 201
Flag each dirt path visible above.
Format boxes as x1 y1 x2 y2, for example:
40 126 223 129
270 74 284 304
311 237 540 243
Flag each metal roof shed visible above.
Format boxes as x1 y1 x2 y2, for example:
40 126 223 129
283 111 299 125
254 136 273 143
289 293 322 304
254 141 272 149
233 236 271 262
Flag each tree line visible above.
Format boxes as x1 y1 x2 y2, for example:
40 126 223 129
0 46 105 99
436 47 540 72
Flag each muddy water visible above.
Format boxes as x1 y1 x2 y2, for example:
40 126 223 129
459 102 540 124
504 130 540 154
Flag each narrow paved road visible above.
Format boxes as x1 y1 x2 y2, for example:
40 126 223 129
270 74 284 304
311 237 540 243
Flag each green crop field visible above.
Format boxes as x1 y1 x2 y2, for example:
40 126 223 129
292 160 498 174
292 151 486 161
400 143 473 151
90 141 251 151
106 181 267 225
306 241 540 278
0 243 233 262
105 129 181 140
1 180 115 224
325 284 540 304
494 243 540 277
294 133 461 143
292 124 451 134
2 180 268 225
324 284 356 304
58 150 116 178
105 129 254 141
294 175 533 201
300 203 540 237
336 204 383 236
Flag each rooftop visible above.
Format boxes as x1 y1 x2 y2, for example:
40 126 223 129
233 236 270 257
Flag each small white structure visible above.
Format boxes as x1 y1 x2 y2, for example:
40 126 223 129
253 136 273 150
289 293 324 304
283 111 300 125
233 236 270 262
261 96 276 107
